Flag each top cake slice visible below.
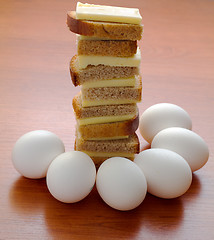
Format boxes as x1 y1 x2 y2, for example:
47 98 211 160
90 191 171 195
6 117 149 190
67 11 143 41
76 2 142 24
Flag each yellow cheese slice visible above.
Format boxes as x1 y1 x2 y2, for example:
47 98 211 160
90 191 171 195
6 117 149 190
81 77 136 89
76 2 142 25
77 47 141 69
77 113 136 125
77 34 113 41
86 136 129 141
81 98 140 107
82 151 135 158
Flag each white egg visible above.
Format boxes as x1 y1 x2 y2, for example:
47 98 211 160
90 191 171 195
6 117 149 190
12 130 65 179
96 157 147 211
139 103 192 143
46 151 96 203
134 149 192 199
151 127 209 172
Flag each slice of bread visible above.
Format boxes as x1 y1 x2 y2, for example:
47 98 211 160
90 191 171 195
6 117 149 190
70 55 139 86
67 11 143 41
81 75 142 107
76 114 139 140
74 134 140 166
77 38 137 57
75 133 140 153
73 92 138 119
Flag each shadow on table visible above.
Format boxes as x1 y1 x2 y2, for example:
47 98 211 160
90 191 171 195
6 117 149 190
8 172 201 239
9 176 48 215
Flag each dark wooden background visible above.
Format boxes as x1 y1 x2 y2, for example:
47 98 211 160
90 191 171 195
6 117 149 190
0 0 214 239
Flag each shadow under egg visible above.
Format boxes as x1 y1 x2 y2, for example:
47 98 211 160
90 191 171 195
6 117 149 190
9 176 49 215
181 172 202 200
139 193 184 232
44 186 144 239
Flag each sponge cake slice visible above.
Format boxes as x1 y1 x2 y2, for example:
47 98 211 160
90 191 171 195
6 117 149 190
81 75 142 107
75 134 140 166
70 55 139 86
67 11 143 41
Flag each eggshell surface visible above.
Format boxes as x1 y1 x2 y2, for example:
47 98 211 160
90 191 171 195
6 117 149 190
12 130 65 179
134 149 192 199
96 157 147 211
151 127 209 172
139 103 192 143
46 151 96 203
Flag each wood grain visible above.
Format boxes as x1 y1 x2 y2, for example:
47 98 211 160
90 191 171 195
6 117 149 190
0 0 214 239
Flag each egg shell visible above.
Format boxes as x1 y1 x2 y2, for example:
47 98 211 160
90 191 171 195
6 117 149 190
46 151 96 203
12 130 65 179
151 127 209 172
134 149 192 199
139 103 192 143
96 157 147 211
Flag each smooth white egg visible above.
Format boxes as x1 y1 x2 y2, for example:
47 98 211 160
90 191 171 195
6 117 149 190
151 127 209 172
134 149 192 199
12 130 65 179
96 157 147 211
139 103 192 143
46 151 96 203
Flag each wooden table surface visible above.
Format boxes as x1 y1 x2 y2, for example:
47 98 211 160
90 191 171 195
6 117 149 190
1 0 214 239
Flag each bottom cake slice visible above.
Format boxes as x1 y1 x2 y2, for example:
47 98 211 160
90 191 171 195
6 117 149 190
74 134 140 166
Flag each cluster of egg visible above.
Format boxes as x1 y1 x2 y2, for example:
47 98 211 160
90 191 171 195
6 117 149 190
12 103 209 211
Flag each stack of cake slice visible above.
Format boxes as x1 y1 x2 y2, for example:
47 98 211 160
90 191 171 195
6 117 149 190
67 2 143 166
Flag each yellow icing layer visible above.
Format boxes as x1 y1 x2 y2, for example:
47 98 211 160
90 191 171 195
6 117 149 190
81 76 136 89
77 113 135 125
82 151 135 158
86 136 129 141
82 99 140 107
76 2 142 24
78 47 141 69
